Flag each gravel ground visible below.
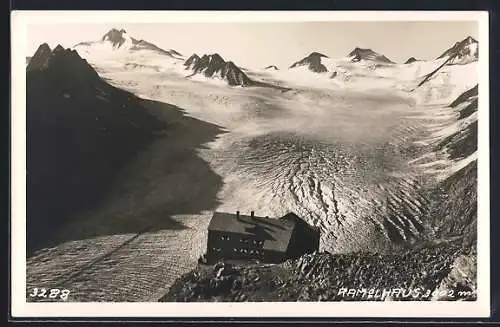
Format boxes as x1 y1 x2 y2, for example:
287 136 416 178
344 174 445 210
162 243 476 302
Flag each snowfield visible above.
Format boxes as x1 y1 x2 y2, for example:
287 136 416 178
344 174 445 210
26 40 479 301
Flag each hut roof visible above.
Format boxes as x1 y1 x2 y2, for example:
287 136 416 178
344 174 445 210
208 212 300 252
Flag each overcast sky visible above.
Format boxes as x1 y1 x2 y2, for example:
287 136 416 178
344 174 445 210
26 21 478 68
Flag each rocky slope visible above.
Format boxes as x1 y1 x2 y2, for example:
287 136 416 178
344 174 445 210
416 38 479 89
405 57 419 64
101 28 129 48
184 53 201 70
432 249 477 301
184 53 254 86
161 244 475 302
426 85 478 248
130 38 183 58
27 43 165 253
347 47 394 64
289 52 329 73
75 28 183 59
437 36 478 65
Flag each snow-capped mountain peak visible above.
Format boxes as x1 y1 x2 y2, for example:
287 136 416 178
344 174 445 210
184 52 253 86
290 52 329 73
168 49 183 57
101 28 133 49
463 36 478 45
129 39 183 58
437 35 478 64
73 28 183 61
347 47 394 64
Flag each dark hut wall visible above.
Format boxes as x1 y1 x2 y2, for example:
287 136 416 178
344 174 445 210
207 230 265 261
293 224 320 256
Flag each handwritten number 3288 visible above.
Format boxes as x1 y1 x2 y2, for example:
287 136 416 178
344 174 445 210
28 288 70 301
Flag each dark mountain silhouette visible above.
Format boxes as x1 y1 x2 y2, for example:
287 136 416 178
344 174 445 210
183 53 290 91
75 28 183 59
27 44 166 253
26 43 52 71
347 47 394 64
437 36 478 63
404 57 419 64
264 65 279 70
184 53 201 69
289 52 328 73
101 28 128 47
185 53 254 86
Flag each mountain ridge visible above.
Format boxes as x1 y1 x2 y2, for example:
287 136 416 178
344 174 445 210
289 52 329 73
347 47 394 64
74 28 183 59
404 57 419 64
26 43 165 252
184 53 254 86
437 36 478 64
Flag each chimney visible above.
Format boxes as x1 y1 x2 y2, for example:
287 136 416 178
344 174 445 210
251 211 255 218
